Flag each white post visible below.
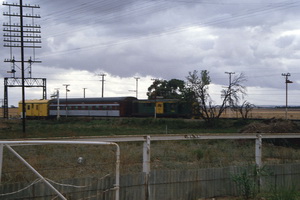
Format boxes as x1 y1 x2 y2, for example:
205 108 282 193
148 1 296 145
143 136 151 173
255 134 262 191
143 136 151 200
115 144 120 200
255 134 262 168
0 144 3 184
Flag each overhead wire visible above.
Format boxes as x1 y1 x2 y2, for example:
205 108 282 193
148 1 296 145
41 1 300 33
3 0 299 102
42 1 173 38
38 1 300 58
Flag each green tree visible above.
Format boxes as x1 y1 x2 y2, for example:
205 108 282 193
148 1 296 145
147 79 185 99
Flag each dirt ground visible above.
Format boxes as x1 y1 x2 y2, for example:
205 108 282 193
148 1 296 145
239 118 300 134
197 197 243 200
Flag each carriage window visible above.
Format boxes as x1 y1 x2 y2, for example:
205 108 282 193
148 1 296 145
27 105 31 110
146 103 153 107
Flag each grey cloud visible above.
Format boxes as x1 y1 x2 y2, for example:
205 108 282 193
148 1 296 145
2 0 300 92
275 35 295 48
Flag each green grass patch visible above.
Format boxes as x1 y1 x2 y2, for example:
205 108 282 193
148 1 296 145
0 118 249 139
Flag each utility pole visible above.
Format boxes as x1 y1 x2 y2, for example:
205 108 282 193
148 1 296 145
151 78 159 119
129 77 140 98
225 72 235 115
20 0 26 135
225 72 235 87
51 89 60 120
134 77 140 99
63 84 70 117
281 73 293 120
99 73 106 98
83 88 87 98
56 89 60 120
3 1 42 136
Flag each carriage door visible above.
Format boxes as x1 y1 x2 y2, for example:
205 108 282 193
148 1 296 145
156 102 164 114
26 104 33 116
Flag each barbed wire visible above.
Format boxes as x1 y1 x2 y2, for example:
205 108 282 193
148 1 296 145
0 178 42 196
0 174 111 197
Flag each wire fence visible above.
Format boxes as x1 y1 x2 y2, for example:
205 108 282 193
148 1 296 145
1 164 300 199
1 138 300 199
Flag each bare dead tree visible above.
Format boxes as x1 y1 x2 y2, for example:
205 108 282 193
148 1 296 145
186 70 247 121
232 100 255 119
217 72 247 118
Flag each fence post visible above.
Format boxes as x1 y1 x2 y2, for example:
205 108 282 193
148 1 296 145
255 134 262 191
114 143 120 200
255 134 262 168
143 136 151 200
0 144 3 184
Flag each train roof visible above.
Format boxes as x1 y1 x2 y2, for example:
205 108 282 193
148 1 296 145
50 96 137 103
134 99 181 103
19 99 51 104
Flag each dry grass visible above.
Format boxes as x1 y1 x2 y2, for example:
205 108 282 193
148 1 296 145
2 107 300 120
2 139 300 184
1 117 300 185
221 107 300 120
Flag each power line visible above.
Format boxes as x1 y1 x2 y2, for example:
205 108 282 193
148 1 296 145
39 1 300 58
40 1 300 47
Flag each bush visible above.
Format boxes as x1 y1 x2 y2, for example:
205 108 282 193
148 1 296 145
268 185 300 200
193 149 204 160
232 169 257 200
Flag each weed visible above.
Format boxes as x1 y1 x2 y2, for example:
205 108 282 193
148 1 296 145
231 165 274 200
268 185 300 200
232 169 257 200
194 149 204 160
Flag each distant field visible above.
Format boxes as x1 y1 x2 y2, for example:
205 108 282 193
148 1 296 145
1 107 300 120
0 108 18 118
220 107 300 120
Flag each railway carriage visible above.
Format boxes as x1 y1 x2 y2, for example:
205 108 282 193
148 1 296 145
18 99 50 118
132 99 192 118
49 97 136 117
18 97 192 118
19 97 137 118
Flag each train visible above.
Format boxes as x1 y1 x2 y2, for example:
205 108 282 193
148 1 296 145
18 97 192 118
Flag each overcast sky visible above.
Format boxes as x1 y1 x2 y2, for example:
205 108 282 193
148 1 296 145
1 0 300 106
